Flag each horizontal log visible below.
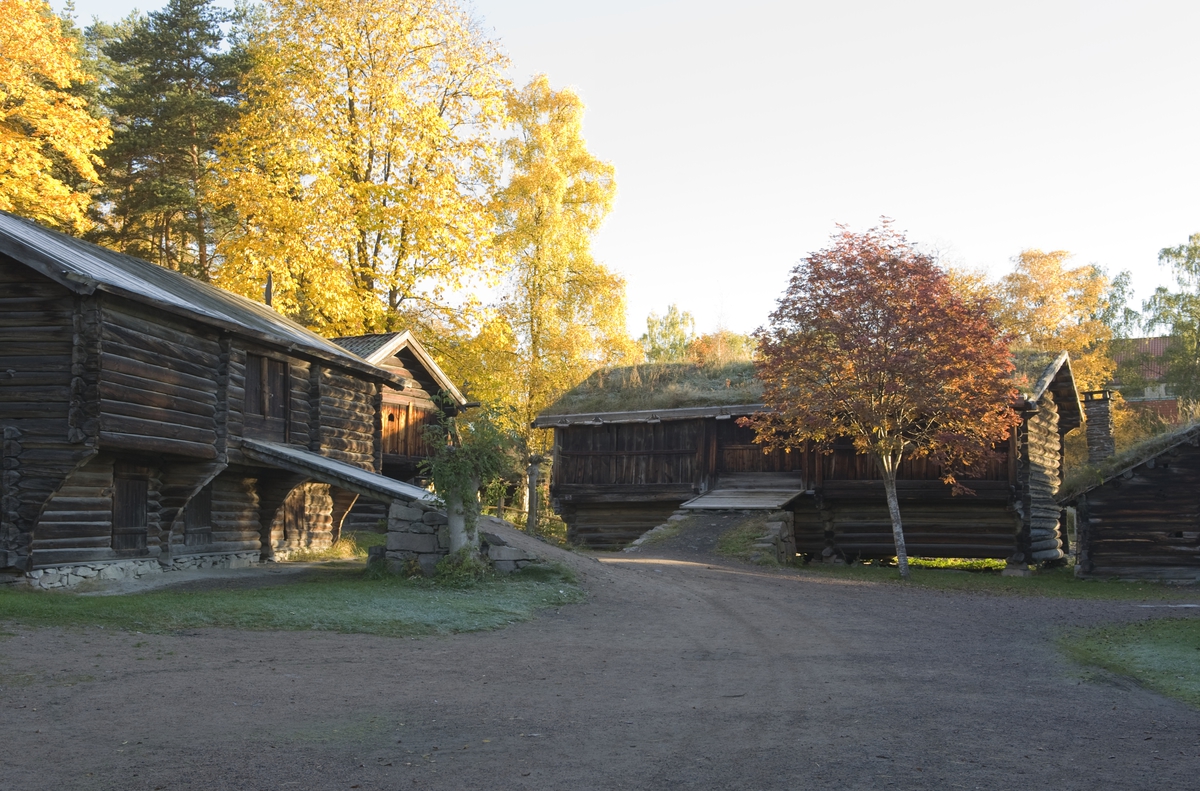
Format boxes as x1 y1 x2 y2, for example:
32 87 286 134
33 546 160 565
101 352 218 395
103 305 222 352
100 370 217 409
101 413 215 445
0 385 71 403
100 338 218 382
31 534 114 549
99 430 217 460
100 398 216 429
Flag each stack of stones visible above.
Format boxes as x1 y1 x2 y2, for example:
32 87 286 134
1083 390 1115 465
22 551 261 590
382 503 540 575
754 510 796 565
384 499 450 575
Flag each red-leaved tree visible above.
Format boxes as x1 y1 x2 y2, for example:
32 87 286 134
748 222 1019 578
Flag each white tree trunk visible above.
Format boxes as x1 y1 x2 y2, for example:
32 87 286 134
882 468 911 579
446 477 481 554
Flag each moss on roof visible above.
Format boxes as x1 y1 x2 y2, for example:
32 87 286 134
1060 420 1200 500
540 361 761 415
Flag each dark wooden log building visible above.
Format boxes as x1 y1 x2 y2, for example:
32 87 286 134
1066 416 1200 580
333 331 466 531
0 212 426 585
535 354 1081 562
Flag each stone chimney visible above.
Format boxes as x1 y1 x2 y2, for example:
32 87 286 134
1082 390 1115 464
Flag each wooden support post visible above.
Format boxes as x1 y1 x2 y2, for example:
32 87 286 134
526 455 544 533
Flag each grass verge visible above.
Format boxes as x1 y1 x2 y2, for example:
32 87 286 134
715 515 778 566
1061 618 1200 707
798 563 1200 601
0 562 583 638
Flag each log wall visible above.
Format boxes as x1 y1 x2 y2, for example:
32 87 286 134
559 502 682 550
1020 396 1065 562
794 494 1020 560
1074 433 1200 579
554 420 708 489
98 303 220 460
207 472 264 555
0 261 96 570
318 368 378 469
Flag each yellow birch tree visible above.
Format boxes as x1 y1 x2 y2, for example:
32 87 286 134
0 0 110 230
210 0 507 334
997 249 1117 391
448 75 635 450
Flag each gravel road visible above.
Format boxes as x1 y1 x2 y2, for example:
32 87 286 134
2 518 1198 790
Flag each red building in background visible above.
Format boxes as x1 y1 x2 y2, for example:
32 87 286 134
1112 337 1180 423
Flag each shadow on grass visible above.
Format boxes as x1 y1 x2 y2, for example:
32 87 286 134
0 562 584 638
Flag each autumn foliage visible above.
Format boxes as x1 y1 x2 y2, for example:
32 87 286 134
750 223 1020 576
0 0 110 230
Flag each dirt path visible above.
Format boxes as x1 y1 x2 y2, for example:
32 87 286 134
2 520 1199 790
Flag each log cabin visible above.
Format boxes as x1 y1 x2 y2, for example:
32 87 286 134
1065 395 1200 580
0 212 429 586
332 331 467 531
534 353 1081 563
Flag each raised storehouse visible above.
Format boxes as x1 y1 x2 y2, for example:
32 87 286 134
1064 412 1200 580
333 331 467 531
534 354 1081 563
0 212 430 586
532 362 793 548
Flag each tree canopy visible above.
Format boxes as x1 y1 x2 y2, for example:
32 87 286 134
1146 233 1200 403
750 223 1019 577
211 0 508 334
447 75 633 451
641 304 695 363
87 0 247 279
995 249 1130 391
0 0 111 230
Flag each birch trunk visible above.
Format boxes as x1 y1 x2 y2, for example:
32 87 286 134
880 462 911 580
446 476 481 554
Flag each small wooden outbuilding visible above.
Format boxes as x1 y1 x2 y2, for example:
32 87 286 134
0 212 428 586
333 331 467 530
1066 418 1200 580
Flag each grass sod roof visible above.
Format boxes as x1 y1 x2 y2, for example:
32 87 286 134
1059 420 1200 502
538 361 761 417
539 350 1072 418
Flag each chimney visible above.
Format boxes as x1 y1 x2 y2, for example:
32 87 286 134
1083 390 1115 464
264 272 273 307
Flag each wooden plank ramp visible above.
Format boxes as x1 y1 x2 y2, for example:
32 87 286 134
680 473 806 511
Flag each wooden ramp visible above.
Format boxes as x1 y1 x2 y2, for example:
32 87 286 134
680 473 807 511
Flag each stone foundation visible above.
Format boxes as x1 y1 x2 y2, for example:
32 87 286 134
382 502 540 575
23 551 261 590
385 499 451 575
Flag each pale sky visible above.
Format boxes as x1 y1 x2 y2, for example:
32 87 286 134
62 0 1200 336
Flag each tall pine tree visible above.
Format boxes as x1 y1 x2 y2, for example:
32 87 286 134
89 0 246 279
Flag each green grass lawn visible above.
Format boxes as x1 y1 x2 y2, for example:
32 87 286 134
797 561 1200 602
714 514 779 566
0 562 584 638
1062 618 1200 707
